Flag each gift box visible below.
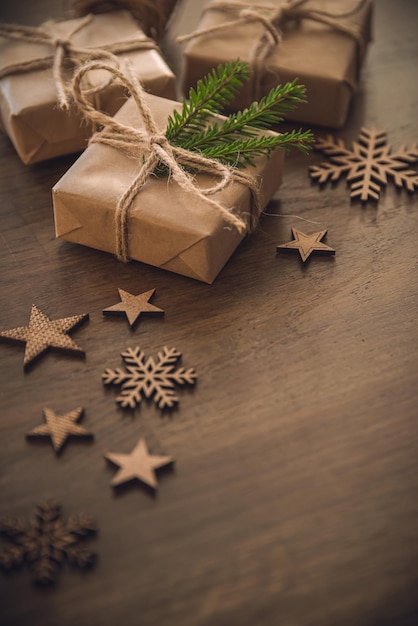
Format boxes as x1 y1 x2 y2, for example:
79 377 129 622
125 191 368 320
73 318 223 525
181 0 373 129
0 11 176 164
52 91 284 284
72 0 179 42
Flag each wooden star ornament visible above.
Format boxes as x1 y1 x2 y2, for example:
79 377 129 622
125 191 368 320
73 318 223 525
105 438 174 491
103 288 164 327
276 228 335 262
0 305 89 369
26 407 93 454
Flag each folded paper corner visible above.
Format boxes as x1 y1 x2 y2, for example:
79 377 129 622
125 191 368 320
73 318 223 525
52 188 84 239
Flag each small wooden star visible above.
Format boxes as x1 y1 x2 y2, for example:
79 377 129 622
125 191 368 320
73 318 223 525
26 407 93 454
0 304 89 369
103 288 164 327
276 228 335 262
105 438 174 491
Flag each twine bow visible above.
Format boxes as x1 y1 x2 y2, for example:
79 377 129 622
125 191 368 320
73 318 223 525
72 61 262 263
0 14 158 110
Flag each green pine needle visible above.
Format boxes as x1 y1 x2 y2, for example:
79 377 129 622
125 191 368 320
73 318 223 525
164 60 313 170
166 60 250 145
190 129 314 168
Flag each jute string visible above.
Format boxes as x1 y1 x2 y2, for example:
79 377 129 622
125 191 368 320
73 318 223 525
178 0 368 101
177 2 280 46
72 61 263 263
0 14 158 110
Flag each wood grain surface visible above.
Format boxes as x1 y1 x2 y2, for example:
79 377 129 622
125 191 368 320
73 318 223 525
1 1 417 625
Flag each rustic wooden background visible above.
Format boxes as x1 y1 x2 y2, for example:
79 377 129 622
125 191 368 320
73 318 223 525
1 1 417 625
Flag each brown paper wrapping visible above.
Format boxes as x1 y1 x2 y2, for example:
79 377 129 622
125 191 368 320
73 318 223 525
72 0 179 41
182 0 373 129
0 11 176 164
52 93 284 283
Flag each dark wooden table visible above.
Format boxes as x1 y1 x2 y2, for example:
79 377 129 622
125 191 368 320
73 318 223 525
1 1 417 625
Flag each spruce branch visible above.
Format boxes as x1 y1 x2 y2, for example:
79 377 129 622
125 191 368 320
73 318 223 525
166 60 250 145
164 61 313 170
188 130 313 168
207 79 308 136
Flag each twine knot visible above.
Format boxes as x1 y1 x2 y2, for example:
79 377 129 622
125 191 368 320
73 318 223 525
52 36 71 50
149 134 169 148
71 61 263 263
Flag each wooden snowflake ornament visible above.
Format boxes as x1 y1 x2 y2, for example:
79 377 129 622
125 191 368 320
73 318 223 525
102 346 197 410
26 407 93 454
105 438 174 491
309 127 418 201
0 304 88 369
0 502 97 585
277 228 335 262
103 288 164 327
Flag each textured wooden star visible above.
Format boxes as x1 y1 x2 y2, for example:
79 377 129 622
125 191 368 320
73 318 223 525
0 305 89 369
103 288 164 327
26 407 93 454
105 438 173 490
276 228 335 262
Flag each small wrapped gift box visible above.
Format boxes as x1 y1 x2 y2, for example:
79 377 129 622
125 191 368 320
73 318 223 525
181 0 373 129
52 86 284 284
0 11 176 164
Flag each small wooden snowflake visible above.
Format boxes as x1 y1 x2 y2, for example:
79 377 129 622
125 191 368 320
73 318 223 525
309 127 418 201
102 346 197 410
0 502 97 585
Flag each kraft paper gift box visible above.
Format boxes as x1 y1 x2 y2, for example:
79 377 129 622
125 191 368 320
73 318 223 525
0 11 176 164
52 93 284 284
181 0 373 129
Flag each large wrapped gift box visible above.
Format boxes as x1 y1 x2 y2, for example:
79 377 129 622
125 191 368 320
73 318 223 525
0 11 176 164
182 0 373 129
52 93 284 284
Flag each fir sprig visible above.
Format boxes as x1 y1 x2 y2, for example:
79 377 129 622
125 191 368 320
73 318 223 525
166 61 250 146
165 60 313 168
191 129 313 168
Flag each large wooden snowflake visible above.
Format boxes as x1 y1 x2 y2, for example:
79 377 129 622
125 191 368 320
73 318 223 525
0 502 97 585
309 127 418 201
102 346 197 410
